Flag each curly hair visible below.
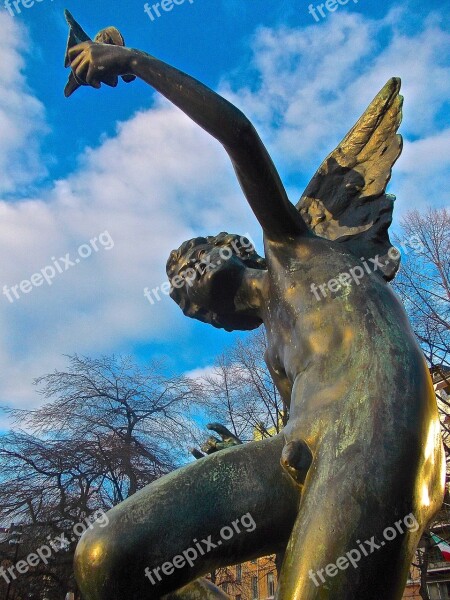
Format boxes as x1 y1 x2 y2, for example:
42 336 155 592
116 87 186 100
166 232 266 331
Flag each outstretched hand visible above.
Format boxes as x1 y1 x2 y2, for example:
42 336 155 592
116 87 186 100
68 41 132 90
190 423 242 459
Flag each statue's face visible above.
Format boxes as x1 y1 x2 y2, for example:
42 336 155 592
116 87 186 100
167 235 265 331
172 244 246 313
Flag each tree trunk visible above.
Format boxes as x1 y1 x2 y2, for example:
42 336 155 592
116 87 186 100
419 537 431 600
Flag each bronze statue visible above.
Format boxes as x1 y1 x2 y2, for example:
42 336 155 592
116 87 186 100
66 15 445 600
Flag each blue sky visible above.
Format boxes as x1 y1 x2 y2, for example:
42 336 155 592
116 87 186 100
0 0 449 426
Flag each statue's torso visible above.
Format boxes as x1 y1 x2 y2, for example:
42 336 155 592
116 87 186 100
263 235 439 439
262 234 444 518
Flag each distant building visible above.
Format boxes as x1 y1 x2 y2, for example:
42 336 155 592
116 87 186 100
403 519 450 600
213 555 278 600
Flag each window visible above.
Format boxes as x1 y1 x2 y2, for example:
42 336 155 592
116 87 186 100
428 582 450 600
267 572 275 597
428 583 440 600
236 564 242 582
252 575 259 600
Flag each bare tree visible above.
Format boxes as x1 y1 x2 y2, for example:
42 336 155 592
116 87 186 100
0 354 200 599
196 330 286 445
393 207 450 366
392 207 450 600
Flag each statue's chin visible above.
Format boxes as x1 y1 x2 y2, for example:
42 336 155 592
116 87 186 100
197 309 263 333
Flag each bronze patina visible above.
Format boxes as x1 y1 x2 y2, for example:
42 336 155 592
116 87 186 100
65 14 445 600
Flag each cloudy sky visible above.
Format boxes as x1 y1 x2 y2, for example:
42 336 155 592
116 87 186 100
0 0 448 427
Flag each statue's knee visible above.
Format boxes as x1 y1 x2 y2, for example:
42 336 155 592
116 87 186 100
74 525 113 600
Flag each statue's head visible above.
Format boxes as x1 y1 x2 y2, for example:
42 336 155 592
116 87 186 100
166 232 267 331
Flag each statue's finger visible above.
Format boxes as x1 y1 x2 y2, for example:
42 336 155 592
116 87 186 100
73 58 90 83
122 74 136 84
103 75 119 88
207 423 241 444
69 52 86 71
206 423 230 436
85 66 104 89
68 42 90 60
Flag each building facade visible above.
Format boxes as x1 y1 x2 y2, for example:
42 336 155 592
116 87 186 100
213 556 278 600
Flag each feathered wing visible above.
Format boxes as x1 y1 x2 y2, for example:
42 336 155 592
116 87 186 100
296 78 403 281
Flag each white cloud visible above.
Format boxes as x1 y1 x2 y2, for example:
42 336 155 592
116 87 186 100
185 365 218 381
1 4 449 422
220 8 450 211
395 129 450 210
0 13 47 194
0 98 260 412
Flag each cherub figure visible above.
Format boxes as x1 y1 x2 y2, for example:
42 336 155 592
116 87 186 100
67 17 445 600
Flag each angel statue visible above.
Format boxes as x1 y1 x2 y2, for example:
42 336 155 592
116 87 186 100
65 12 445 600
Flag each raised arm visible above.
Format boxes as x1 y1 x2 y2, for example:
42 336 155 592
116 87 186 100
68 43 309 239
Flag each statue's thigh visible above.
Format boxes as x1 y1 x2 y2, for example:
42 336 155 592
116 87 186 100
276 453 424 600
75 434 300 600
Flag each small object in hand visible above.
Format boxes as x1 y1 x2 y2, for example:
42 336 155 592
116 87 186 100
63 9 136 98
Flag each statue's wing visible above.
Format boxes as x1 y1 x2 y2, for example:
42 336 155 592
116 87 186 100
296 78 403 281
